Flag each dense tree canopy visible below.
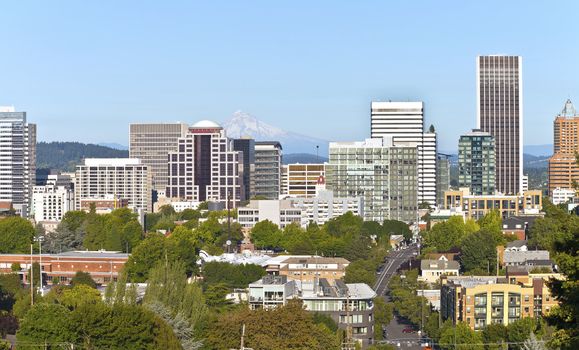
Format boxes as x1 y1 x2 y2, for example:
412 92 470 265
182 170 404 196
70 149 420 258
460 229 498 275
204 300 339 350
422 216 479 252
0 217 35 254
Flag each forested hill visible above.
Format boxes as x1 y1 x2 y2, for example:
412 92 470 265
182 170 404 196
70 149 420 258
37 141 129 172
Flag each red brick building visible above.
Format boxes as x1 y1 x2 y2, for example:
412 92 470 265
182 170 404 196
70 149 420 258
0 250 129 285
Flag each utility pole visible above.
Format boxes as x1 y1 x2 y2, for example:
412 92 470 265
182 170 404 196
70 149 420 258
227 189 232 253
341 292 355 350
30 244 34 306
230 324 253 350
34 236 44 295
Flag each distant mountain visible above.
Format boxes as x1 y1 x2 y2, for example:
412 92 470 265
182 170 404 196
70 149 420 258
524 154 549 169
283 153 329 164
222 111 329 155
98 142 129 151
524 144 552 157
37 142 129 172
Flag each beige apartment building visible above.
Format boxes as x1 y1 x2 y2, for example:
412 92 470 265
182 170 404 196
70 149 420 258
441 271 561 330
75 158 152 213
442 188 542 220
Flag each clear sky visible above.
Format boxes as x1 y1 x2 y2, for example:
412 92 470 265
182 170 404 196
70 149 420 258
1 1 578 152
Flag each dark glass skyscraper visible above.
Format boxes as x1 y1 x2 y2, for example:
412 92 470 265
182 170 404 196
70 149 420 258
476 55 523 195
233 138 255 201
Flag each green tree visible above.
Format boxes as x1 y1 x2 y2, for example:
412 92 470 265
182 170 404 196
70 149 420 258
344 259 377 285
202 261 266 289
121 220 144 253
546 219 579 349
59 284 102 310
438 321 483 349
423 216 478 252
507 317 537 348
482 323 508 349
70 271 97 289
460 229 498 274
204 299 339 350
373 297 393 340
0 217 35 253
16 303 76 349
250 220 283 249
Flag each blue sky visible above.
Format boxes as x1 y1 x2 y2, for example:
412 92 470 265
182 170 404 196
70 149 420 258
1 1 578 152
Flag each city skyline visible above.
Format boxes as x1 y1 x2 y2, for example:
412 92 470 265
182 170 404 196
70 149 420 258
1 1 578 152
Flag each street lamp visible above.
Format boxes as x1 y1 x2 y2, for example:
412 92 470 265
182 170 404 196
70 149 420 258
33 236 44 295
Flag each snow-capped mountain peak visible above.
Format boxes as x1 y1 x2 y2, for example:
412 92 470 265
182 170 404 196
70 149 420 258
222 111 328 155
222 111 288 139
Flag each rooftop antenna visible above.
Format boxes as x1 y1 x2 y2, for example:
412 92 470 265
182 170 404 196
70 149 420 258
316 145 320 163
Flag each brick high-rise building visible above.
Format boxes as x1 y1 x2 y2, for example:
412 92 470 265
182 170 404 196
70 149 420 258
548 99 579 196
166 120 243 207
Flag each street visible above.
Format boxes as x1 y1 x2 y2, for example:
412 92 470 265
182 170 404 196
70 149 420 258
373 244 425 350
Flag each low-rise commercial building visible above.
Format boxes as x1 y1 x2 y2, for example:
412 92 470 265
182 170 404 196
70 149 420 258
248 275 376 347
551 188 576 205
442 188 542 220
263 256 350 283
237 199 302 229
0 250 129 285
440 271 561 330
419 259 460 283
238 190 363 229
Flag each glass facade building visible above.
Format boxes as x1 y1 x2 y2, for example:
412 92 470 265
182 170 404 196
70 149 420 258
326 137 417 223
458 129 496 195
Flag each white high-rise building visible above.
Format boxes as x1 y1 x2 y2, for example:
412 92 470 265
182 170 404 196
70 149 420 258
0 107 36 216
477 55 523 195
371 101 437 205
75 158 152 213
32 185 74 223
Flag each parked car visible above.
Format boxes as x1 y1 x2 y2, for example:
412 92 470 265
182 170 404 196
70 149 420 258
402 328 415 334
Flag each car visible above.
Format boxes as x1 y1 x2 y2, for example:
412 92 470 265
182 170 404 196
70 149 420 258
402 328 415 333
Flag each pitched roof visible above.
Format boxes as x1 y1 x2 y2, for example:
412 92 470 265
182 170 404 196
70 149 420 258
420 259 460 271
504 250 550 264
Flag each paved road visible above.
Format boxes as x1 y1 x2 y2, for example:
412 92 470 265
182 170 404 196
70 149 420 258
373 244 425 350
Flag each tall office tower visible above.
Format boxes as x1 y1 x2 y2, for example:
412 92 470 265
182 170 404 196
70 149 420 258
436 154 451 207
326 137 417 222
253 141 282 199
477 55 523 194
548 99 579 195
371 101 437 205
285 163 325 198
166 121 243 206
75 158 152 213
0 107 36 216
458 129 496 195
129 123 189 192
232 138 255 201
